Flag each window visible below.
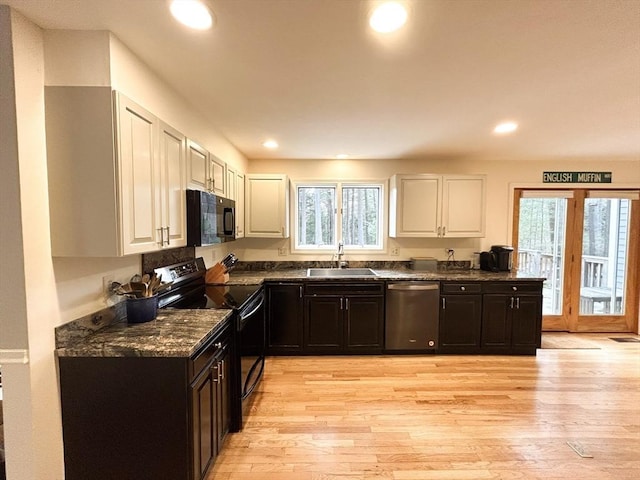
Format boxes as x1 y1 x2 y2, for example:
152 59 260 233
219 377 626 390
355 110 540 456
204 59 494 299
295 182 383 251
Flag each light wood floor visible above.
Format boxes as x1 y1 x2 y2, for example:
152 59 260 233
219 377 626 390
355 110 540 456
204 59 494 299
209 334 640 479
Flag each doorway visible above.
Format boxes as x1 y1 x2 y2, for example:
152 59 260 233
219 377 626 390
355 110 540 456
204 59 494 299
513 189 639 333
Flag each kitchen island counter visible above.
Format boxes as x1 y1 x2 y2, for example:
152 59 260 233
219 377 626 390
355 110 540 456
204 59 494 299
56 308 232 358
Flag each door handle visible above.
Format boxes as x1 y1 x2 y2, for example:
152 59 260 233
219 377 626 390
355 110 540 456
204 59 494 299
442 297 446 309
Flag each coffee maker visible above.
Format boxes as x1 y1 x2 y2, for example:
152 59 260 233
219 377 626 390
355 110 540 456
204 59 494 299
491 245 513 271
479 245 514 272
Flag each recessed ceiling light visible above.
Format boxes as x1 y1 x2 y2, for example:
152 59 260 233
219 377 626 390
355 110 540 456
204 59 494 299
369 2 408 33
262 140 279 149
335 154 349 159
170 0 213 30
493 121 518 134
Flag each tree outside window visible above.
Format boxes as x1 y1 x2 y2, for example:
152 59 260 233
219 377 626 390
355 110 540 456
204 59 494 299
295 183 383 251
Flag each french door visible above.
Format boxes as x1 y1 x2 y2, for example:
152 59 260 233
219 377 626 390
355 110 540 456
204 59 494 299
513 189 639 333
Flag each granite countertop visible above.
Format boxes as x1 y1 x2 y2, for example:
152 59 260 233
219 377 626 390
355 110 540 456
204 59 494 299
56 308 232 358
224 268 545 285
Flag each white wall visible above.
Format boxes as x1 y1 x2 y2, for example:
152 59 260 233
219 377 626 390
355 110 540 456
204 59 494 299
1 19 249 480
0 6 64 479
240 157 640 262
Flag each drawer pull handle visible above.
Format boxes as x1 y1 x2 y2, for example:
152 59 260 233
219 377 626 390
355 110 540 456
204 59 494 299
442 298 446 309
512 286 518 291
460 286 466 291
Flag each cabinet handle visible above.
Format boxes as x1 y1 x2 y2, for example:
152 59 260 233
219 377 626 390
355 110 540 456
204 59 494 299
220 360 225 381
516 297 520 309
345 298 349 310
212 364 219 383
299 285 303 298
510 297 515 309
442 297 446 309
460 286 466 291
442 226 446 236
157 228 164 246
512 286 518 291
340 298 343 310
437 226 441 237
164 226 170 246
215 342 223 349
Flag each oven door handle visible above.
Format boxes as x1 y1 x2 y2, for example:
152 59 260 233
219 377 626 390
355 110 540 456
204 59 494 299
242 356 265 400
239 291 265 322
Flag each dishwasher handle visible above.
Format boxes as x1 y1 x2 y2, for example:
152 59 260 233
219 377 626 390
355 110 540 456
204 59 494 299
387 283 439 291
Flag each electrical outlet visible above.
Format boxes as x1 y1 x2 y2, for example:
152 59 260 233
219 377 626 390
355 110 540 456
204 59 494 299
102 275 115 297
278 247 287 256
390 247 399 256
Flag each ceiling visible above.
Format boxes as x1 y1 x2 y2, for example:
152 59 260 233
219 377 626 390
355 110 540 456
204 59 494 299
4 0 640 161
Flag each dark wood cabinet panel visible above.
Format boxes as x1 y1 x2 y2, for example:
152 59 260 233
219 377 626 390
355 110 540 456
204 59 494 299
303 283 384 354
304 296 343 351
440 281 542 355
267 283 304 353
439 294 483 353
59 323 233 480
480 286 542 354
345 296 384 350
481 294 512 350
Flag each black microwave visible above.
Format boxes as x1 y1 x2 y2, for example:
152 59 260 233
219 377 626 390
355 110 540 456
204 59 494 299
186 189 235 246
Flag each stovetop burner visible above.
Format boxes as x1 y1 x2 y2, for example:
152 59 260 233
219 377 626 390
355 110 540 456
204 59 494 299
154 258 261 310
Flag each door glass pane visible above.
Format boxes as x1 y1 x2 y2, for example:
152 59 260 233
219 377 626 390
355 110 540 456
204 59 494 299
518 197 567 315
579 197 630 315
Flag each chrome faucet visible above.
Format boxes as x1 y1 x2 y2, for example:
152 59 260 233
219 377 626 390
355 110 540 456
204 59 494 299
336 241 347 268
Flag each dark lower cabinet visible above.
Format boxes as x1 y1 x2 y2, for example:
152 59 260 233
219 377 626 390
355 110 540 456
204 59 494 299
266 283 304 353
304 283 384 354
191 337 232 478
482 287 542 354
439 283 483 353
59 322 234 480
440 281 542 355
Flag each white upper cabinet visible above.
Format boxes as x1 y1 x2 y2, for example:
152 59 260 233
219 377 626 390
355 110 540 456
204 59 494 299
45 87 187 256
116 95 160 254
235 173 245 239
186 140 226 197
245 174 290 238
158 122 187 248
225 166 236 201
389 174 486 238
441 175 486 237
210 155 226 197
187 140 209 192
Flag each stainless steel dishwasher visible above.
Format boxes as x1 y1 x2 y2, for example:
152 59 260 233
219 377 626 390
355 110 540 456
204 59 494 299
385 282 440 351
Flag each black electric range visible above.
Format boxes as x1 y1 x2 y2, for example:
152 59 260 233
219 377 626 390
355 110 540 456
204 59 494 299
154 258 265 430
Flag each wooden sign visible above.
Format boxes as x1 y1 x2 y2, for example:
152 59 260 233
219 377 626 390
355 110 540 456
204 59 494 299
543 171 612 183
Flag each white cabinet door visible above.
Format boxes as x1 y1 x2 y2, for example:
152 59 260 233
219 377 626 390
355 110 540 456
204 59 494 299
441 175 486 237
159 122 187 247
245 174 289 238
225 166 236 201
390 174 441 237
117 94 161 255
389 174 485 238
210 155 226 197
236 173 245 238
187 140 209 191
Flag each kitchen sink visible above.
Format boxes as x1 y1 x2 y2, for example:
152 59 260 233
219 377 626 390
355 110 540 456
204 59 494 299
306 268 378 277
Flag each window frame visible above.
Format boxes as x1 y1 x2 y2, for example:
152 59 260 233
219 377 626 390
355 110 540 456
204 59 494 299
292 180 386 254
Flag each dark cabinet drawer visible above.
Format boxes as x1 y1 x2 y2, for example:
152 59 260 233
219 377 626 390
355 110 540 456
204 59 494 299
305 282 384 296
483 282 542 295
441 282 482 294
